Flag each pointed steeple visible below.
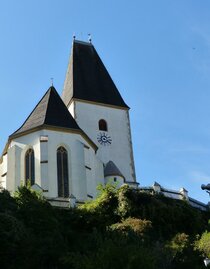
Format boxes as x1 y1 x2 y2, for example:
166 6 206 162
62 40 129 108
10 86 80 137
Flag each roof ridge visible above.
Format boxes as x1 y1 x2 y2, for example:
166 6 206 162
43 86 54 124
10 86 82 138
11 87 52 135
73 39 92 46
43 86 59 124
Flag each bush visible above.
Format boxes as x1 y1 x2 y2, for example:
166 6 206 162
195 231 210 258
110 217 152 238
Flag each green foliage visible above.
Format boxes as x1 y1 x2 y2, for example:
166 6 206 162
117 184 133 218
0 189 17 213
0 183 209 268
110 217 152 238
166 233 204 269
196 231 210 258
0 213 28 269
167 233 189 258
114 185 209 239
14 183 46 205
79 183 119 227
62 231 157 269
80 183 118 212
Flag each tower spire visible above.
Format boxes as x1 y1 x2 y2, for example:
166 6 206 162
62 40 129 108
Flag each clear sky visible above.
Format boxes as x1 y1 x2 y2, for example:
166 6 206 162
0 0 210 203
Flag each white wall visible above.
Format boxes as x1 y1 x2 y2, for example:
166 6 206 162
69 102 75 118
105 175 124 187
0 161 2 187
0 153 7 189
70 101 136 183
5 128 104 201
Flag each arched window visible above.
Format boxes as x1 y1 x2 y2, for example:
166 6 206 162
25 148 35 185
99 119 108 131
57 146 69 198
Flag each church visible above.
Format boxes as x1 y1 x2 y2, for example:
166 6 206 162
0 39 138 206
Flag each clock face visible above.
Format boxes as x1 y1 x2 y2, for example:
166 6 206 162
97 132 112 146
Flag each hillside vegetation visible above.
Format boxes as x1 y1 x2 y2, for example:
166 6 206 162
0 184 210 269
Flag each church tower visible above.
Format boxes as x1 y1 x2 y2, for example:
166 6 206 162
62 40 137 185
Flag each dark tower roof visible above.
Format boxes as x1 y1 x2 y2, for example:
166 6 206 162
104 160 125 178
10 86 81 137
62 40 129 109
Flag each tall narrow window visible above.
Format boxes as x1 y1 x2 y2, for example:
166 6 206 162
57 146 69 198
25 149 35 185
99 119 108 131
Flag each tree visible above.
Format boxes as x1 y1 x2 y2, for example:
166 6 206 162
196 231 210 258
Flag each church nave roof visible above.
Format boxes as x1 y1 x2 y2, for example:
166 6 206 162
10 86 81 137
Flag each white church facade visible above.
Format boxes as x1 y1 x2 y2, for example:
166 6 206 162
0 39 138 206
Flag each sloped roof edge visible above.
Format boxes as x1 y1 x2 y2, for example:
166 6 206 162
104 160 125 178
62 39 129 109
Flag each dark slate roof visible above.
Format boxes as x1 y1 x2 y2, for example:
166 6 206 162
62 40 129 108
104 160 124 178
153 182 161 187
10 86 81 137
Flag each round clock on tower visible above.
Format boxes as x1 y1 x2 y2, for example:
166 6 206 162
97 132 112 146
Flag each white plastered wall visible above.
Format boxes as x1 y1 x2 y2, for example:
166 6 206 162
0 161 2 187
105 175 124 187
0 154 8 189
4 128 104 200
69 101 136 183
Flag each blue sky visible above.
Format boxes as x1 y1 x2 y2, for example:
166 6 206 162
0 0 210 203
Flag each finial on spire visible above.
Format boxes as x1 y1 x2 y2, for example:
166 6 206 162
51 78 54 86
88 33 92 43
73 34 76 41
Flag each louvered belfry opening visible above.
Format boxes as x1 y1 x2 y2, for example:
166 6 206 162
57 146 69 198
25 148 35 185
